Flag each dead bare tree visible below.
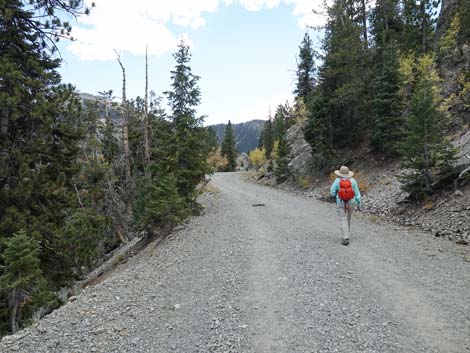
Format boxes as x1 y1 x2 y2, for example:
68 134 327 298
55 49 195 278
143 45 151 177
115 50 131 180
115 51 133 216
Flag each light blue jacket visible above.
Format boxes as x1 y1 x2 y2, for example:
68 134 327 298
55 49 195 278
330 177 361 206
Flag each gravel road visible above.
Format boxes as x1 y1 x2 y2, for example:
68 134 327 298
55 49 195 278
2 172 469 353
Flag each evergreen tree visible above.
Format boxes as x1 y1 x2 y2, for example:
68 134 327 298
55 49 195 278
458 0 470 44
370 0 403 51
221 120 237 172
0 2 110 334
402 0 438 54
294 33 316 99
262 118 274 159
304 92 333 170
165 41 210 207
313 0 370 148
370 45 404 157
206 126 219 153
399 56 456 196
272 103 292 141
258 127 265 149
0 230 53 333
274 130 290 182
136 115 186 234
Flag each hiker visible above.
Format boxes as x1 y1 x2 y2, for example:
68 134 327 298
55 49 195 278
330 166 361 246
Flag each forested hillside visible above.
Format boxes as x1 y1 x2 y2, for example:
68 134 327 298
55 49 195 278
254 0 469 199
0 1 214 335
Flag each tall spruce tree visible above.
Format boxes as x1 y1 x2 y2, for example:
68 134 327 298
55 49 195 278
315 0 369 148
221 121 237 172
165 41 209 207
294 33 316 99
135 113 186 234
0 1 109 334
206 126 219 153
370 0 403 51
0 230 53 333
273 111 290 182
370 46 404 157
304 92 333 170
399 56 456 196
402 0 438 54
272 103 292 141
262 118 274 159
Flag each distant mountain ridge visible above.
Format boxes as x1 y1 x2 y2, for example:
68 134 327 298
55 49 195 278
210 120 265 153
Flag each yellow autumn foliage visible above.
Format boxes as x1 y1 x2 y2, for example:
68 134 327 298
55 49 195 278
207 148 228 172
249 148 266 168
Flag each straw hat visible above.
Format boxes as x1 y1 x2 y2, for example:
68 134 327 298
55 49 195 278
334 165 353 178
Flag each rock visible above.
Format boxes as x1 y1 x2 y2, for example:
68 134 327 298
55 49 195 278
174 303 181 310
464 254 470 263
456 239 468 245
454 189 464 197
69 296 78 302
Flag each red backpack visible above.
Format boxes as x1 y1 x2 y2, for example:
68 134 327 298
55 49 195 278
338 179 355 202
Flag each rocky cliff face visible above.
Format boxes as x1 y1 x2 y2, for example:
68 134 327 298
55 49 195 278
285 120 312 178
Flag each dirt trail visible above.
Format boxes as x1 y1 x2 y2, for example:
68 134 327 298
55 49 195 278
1 172 469 353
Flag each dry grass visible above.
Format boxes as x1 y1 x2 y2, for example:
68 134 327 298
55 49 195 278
297 175 314 189
352 170 370 194
424 199 434 210
368 215 380 223
202 183 219 194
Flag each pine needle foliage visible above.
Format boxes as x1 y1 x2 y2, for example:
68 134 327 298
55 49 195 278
221 121 237 172
399 56 456 196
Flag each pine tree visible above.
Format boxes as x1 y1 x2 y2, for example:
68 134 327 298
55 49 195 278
370 45 404 157
274 132 290 182
402 0 438 54
294 33 316 99
136 115 186 234
399 56 456 196
221 121 237 172
272 103 292 141
304 92 333 170
0 230 53 333
206 127 219 153
262 119 274 159
312 0 369 148
370 0 403 51
0 3 111 334
458 0 470 44
165 40 209 207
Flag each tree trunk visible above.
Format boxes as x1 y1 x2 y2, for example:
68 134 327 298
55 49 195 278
143 46 150 177
115 52 131 180
361 0 368 48
9 288 21 333
421 0 427 53
115 52 133 216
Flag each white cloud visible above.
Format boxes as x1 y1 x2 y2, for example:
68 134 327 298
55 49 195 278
68 0 219 60
68 0 327 61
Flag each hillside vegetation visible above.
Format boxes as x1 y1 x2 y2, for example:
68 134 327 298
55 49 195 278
253 0 469 198
0 1 215 335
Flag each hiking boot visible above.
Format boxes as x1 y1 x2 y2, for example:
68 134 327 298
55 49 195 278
341 238 350 246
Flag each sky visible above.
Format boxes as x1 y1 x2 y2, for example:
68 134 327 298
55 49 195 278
57 0 327 126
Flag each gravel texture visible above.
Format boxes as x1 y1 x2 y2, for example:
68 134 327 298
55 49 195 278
2 172 470 353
